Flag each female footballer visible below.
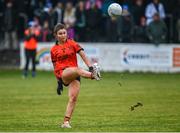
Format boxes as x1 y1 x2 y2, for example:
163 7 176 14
51 23 101 128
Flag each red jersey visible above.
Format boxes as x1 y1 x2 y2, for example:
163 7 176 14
24 38 37 50
24 29 40 50
51 39 83 79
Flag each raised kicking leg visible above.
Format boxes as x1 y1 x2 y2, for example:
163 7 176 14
62 67 92 85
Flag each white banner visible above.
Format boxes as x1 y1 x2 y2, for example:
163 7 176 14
120 45 172 67
20 42 180 72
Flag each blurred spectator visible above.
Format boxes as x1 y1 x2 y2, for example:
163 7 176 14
75 0 86 42
131 0 145 26
33 16 42 31
86 1 102 42
173 0 180 42
117 7 134 42
23 25 40 78
14 0 26 13
145 0 165 25
0 0 178 44
85 0 102 10
40 20 52 42
27 16 42 41
106 16 118 42
134 16 148 43
17 12 28 40
177 20 180 43
26 0 41 20
161 0 174 15
0 0 4 49
40 3 55 30
146 13 167 44
53 1 64 24
3 1 18 50
65 0 78 6
63 1 76 39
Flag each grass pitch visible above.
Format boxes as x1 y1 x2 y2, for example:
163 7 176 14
0 70 180 132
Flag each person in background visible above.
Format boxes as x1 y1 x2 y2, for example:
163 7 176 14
40 3 54 30
131 0 145 26
85 0 102 10
63 1 76 39
145 0 165 25
106 16 118 42
86 1 102 42
3 1 18 50
23 23 40 78
41 20 52 42
0 1 4 50
53 1 64 24
117 6 134 42
146 13 167 44
173 0 180 42
75 0 86 42
134 16 148 43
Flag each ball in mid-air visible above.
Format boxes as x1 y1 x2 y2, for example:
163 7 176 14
108 3 122 17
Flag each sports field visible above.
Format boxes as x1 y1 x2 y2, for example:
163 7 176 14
0 70 180 132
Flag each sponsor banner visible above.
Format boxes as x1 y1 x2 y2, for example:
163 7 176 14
77 44 122 71
173 47 180 67
120 46 172 67
20 43 180 72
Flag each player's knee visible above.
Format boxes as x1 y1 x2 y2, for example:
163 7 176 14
76 68 83 75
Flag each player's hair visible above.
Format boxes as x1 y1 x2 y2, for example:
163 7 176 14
53 23 66 36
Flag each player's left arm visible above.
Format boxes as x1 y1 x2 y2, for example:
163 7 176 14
78 50 91 68
72 40 93 71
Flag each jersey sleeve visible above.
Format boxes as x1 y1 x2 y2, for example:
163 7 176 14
71 40 84 53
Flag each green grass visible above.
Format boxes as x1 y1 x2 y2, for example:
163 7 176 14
0 70 180 131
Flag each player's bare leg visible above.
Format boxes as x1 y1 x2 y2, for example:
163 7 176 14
57 67 92 95
62 64 101 85
62 67 92 85
61 80 80 128
61 66 101 128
